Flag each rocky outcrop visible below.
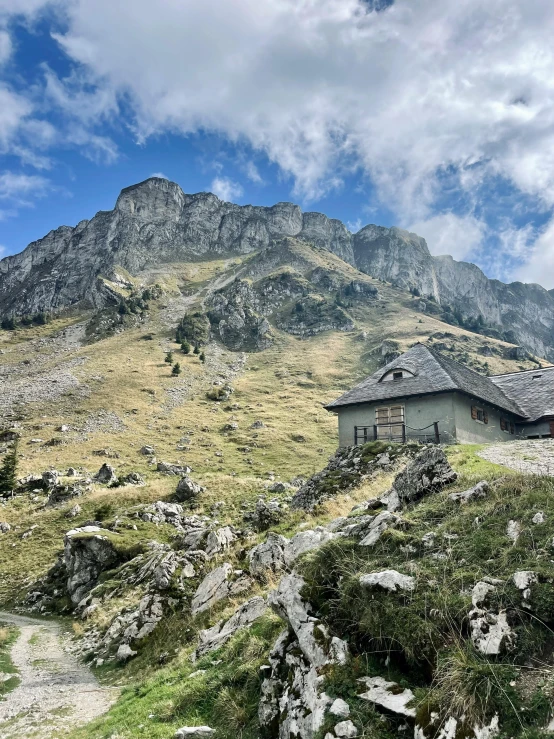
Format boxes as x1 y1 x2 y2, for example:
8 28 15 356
191 563 252 615
194 596 267 658
63 526 120 604
260 574 349 739
384 446 457 511
2 176 554 358
291 443 422 510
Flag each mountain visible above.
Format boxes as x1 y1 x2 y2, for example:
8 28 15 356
1 176 554 359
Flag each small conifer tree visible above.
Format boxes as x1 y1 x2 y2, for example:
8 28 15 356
181 340 191 355
199 351 206 363
1 317 16 331
193 345 200 355
165 351 173 364
172 362 181 376
0 437 18 495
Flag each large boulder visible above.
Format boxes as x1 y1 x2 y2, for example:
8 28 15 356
64 526 120 604
385 447 457 511
94 464 118 485
248 533 288 579
175 475 204 504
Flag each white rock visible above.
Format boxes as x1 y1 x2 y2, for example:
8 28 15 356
205 526 236 557
329 698 350 718
448 481 489 504
195 596 267 658
284 528 335 566
174 727 215 738
506 520 521 543
512 570 538 599
471 581 496 607
470 609 514 655
359 570 415 593
334 720 358 737
531 511 545 524
248 532 288 578
116 643 137 662
358 676 416 717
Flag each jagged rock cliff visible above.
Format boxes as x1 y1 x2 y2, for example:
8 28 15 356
1 176 554 358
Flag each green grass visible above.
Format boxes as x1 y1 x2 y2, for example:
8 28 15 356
68 614 283 739
0 624 21 696
300 470 554 734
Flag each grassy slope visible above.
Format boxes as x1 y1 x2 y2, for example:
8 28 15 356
0 248 551 737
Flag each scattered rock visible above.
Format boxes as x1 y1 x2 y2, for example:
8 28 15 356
157 461 191 476
358 511 402 547
385 446 457 511
531 511 545 524
140 445 155 455
248 532 288 579
64 527 120 604
448 481 489 504
469 609 514 655
358 676 416 718
334 720 358 738
506 520 521 543
330 699 350 718
247 497 285 531
204 526 236 557
116 643 137 662
175 728 215 738
124 472 145 486
66 504 82 518
359 570 415 593
42 469 59 488
512 570 538 600
175 475 205 504
94 464 118 485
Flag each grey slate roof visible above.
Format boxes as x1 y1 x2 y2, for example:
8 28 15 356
490 367 554 421
326 344 526 417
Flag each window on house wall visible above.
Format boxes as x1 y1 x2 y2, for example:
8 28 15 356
375 406 405 439
471 405 488 424
501 417 515 434
393 371 403 381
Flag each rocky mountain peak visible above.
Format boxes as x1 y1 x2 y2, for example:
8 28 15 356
1 178 554 359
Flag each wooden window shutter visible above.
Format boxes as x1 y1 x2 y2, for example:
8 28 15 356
483 410 489 424
500 418 506 431
471 406 477 420
510 423 515 435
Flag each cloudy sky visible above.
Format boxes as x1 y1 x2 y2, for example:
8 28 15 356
2 0 554 288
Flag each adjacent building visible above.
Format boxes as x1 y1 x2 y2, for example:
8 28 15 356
326 344 554 447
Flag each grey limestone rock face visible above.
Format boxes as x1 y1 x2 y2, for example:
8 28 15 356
359 569 415 593
2 175 553 358
260 574 350 739
386 446 457 510
194 596 267 658
191 563 252 615
357 676 416 718
448 480 489 504
174 475 204 503
63 527 120 604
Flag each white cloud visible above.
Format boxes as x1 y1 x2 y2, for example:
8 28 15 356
0 244 5 256
514 220 554 289
407 213 486 261
244 161 263 184
210 176 244 202
347 218 363 233
0 171 50 204
40 0 554 218
0 30 11 64
150 172 169 179
5 0 554 283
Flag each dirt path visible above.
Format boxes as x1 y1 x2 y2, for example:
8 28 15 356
477 438 554 475
0 611 117 739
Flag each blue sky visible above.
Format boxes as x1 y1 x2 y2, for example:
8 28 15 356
2 0 554 288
